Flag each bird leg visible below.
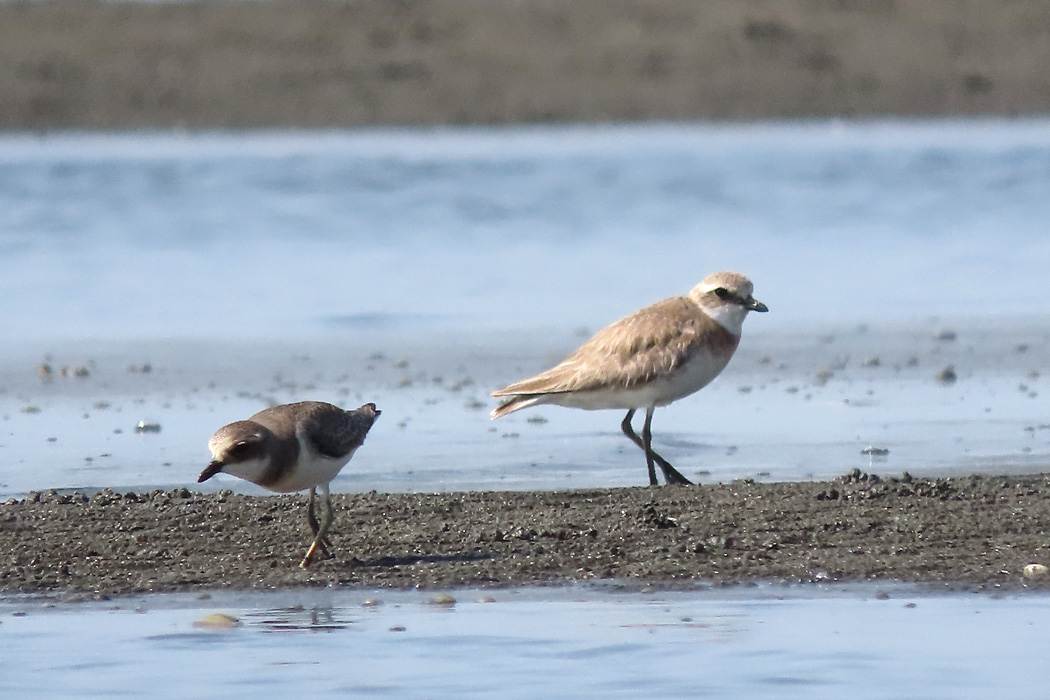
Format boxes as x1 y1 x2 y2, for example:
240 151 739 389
621 409 693 486
306 487 333 555
302 486 333 566
643 407 693 485
620 409 658 485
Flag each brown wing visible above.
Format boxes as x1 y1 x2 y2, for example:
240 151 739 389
493 296 732 396
254 401 378 459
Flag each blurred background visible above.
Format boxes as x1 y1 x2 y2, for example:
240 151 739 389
3 0 1049 128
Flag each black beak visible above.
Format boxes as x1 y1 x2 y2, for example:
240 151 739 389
745 297 769 313
198 460 224 483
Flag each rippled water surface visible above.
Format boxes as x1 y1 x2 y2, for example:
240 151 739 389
3 585 1049 699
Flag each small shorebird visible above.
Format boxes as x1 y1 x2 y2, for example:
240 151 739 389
198 401 380 568
491 271 767 485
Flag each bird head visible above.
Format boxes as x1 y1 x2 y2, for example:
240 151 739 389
690 271 767 334
199 420 273 486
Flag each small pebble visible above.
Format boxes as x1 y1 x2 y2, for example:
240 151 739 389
193 613 241 629
1023 563 1048 579
448 377 474 391
135 421 162 434
935 366 957 384
814 369 834 386
427 593 456 607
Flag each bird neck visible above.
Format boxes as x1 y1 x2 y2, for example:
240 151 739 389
702 303 747 335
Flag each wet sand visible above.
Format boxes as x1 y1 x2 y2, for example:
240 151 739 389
5 470 1050 596
3 0 1049 130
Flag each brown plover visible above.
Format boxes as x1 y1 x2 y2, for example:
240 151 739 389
199 401 380 567
491 271 766 485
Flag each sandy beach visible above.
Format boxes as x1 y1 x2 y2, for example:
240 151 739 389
5 470 1050 596
2 0 1049 130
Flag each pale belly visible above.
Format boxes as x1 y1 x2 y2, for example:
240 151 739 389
547 352 732 411
269 439 359 493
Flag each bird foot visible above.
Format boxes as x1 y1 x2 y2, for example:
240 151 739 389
299 537 334 568
663 469 693 486
651 454 693 485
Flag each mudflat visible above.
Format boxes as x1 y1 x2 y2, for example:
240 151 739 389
2 0 1049 130
5 470 1050 596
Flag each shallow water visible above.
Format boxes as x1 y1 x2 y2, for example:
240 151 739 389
2 121 1050 496
2 320 1050 498
3 121 1050 341
2 584 1048 699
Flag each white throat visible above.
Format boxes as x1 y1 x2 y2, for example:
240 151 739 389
703 303 747 335
223 455 271 486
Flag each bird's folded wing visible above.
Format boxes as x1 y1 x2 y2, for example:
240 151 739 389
301 405 372 458
493 297 726 396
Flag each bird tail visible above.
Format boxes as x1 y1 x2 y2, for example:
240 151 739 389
490 395 542 420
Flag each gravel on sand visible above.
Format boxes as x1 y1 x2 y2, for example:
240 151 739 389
4 470 1050 596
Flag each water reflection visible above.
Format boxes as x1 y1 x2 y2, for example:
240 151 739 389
247 605 350 633
2 585 1047 699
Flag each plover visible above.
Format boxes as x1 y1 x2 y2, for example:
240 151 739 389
491 271 767 485
198 401 380 568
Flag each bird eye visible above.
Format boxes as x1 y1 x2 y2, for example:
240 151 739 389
229 441 250 457
713 287 732 300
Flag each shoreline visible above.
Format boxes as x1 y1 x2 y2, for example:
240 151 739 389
6 470 1050 597
2 0 1049 130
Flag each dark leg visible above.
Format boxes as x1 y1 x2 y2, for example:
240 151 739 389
621 409 656 485
642 407 692 485
621 409 692 485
